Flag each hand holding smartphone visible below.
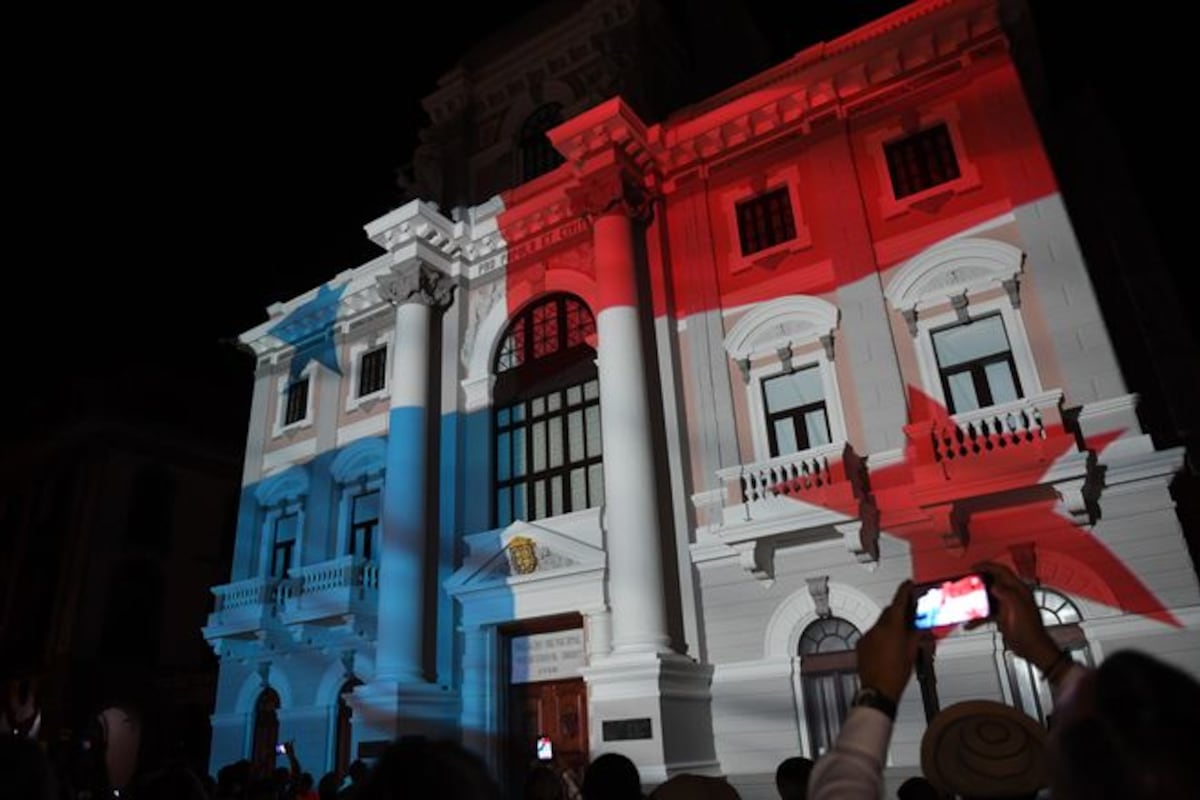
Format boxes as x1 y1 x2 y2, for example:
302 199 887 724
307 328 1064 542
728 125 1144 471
535 735 553 761
910 572 994 630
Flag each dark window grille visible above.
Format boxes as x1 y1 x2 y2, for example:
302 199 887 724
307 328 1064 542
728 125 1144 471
735 187 797 256
494 294 600 527
349 490 379 561
358 346 387 397
884 123 961 199
931 314 1023 414
762 365 832 457
799 617 862 757
284 379 309 425
520 104 566 182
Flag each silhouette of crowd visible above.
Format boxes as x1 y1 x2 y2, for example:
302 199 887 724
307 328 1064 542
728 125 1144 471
4 561 1198 799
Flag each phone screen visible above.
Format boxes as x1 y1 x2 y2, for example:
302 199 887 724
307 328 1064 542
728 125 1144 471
536 736 553 761
912 573 991 629
275 743 287 755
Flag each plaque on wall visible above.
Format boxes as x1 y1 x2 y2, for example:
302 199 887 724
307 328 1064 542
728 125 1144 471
602 717 653 741
510 628 586 684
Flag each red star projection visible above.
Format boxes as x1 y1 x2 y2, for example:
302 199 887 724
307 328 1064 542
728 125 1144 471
773 386 1179 628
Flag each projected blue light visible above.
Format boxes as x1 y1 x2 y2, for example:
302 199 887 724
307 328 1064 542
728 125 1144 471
268 282 348 380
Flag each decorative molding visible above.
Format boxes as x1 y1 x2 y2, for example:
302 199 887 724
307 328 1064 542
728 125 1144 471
884 237 1024 316
806 576 831 619
329 437 387 484
254 465 311 506
724 296 840 361
377 262 457 310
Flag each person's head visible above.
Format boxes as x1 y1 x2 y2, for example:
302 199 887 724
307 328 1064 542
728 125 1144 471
774 756 813 800
317 771 340 800
525 764 563 800
353 737 500 800
297 771 314 792
135 763 210 800
649 774 741 799
896 776 939 800
1049 650 1200 800
582 753 642 800
347 758 369 783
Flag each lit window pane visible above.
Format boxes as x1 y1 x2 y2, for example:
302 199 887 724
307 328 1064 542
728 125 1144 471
548 393 562 411
534 481 546 519
275 514 298 542
773 419 799 455
568 411 585 462
585 406 602 458
805 409 830 447
588 464 604 507
512 428 526 477
567 386 582 406
497 433 511 481
497 408 510 427
512 404 525 422
352 492 380 524
947 371 979 412
764 366 824 413
570 468 587 510
984 361 1019 405
532 421 546 472
932 316 1010 368
548 417 564 468
532 397 545 417
551 476 563 516
584 380 599 401
513 483 526 520
497 490 511 527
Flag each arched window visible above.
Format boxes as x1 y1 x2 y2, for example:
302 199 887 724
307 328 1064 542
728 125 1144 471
250 688 280 777
799 617 862 757
494 294 600 527
519 104 565 183
334 678 362 777
1004 588 1092 726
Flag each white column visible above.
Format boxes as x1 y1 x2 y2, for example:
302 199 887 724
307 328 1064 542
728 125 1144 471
593 208 673 655
373 262 456 683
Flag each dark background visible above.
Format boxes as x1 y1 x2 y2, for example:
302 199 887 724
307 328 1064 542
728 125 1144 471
6 1 1191 450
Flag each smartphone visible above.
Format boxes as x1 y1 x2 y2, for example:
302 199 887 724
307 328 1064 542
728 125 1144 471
275 743 287 755
535 735 553 761
911 572 993 630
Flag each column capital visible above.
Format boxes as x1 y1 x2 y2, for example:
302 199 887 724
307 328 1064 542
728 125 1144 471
566 165 654 224
377 263 456 310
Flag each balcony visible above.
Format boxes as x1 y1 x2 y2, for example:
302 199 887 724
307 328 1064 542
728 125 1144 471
203 576 281 639
279 555 379 627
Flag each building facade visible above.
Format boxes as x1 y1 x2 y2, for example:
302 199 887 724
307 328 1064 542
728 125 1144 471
204 1 1200 796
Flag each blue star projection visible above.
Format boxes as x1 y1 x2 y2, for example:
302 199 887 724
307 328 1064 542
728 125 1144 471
268 282 348 380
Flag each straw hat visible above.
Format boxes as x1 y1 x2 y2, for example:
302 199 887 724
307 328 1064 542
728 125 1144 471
920 700 1049 798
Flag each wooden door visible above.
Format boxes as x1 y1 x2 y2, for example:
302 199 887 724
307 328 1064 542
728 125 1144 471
507 678 588 795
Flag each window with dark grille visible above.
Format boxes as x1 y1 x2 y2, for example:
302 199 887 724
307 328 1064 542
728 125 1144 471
884 123 961 199
520 104 566 183
736 187 797 256
799 617 861 757
349 490 379 561
763 365 832 457
931 314 1022 414
494 294 601 527
358 346 387 397
1003 589 1092 726
284 378 309 425
270 513 297 578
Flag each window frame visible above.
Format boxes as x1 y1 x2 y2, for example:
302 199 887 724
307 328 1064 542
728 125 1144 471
998 589 1093 727
760 364 835 458
914 295 1042 416
720 164 813 275
797 617 863 759
747 350 846 464
863 101 981 220
345 330 393 412
259 500 306 579
334 475 384 560
930 312 1025 415
273 363 316 437
492 294 601 528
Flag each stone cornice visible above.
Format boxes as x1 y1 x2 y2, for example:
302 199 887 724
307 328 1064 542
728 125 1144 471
549 97 657 183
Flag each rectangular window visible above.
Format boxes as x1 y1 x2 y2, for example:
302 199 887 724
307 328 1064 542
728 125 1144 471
884 123 961 199
735 187 797 256
762 365 831 458
349 490 379 561
495 379 603 527
284 379 309 425
271 513 298 578
358 346 387 397
931 315 1022 414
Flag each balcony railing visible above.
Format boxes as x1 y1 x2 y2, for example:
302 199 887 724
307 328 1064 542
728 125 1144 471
205 576 282 638
279 555 379 625
211 576 280 614
921 390 1065 465
717 442 850 506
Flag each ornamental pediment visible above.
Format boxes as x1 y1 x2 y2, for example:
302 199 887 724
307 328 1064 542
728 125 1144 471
446 517 606 593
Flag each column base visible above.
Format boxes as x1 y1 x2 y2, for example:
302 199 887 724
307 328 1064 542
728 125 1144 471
347 680 461 757
580 652 718 784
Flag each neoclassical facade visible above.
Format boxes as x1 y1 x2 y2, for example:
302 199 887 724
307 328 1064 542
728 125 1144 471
204 1 1200 796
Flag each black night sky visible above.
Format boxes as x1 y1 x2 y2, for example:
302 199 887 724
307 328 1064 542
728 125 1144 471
6 1 1192 451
